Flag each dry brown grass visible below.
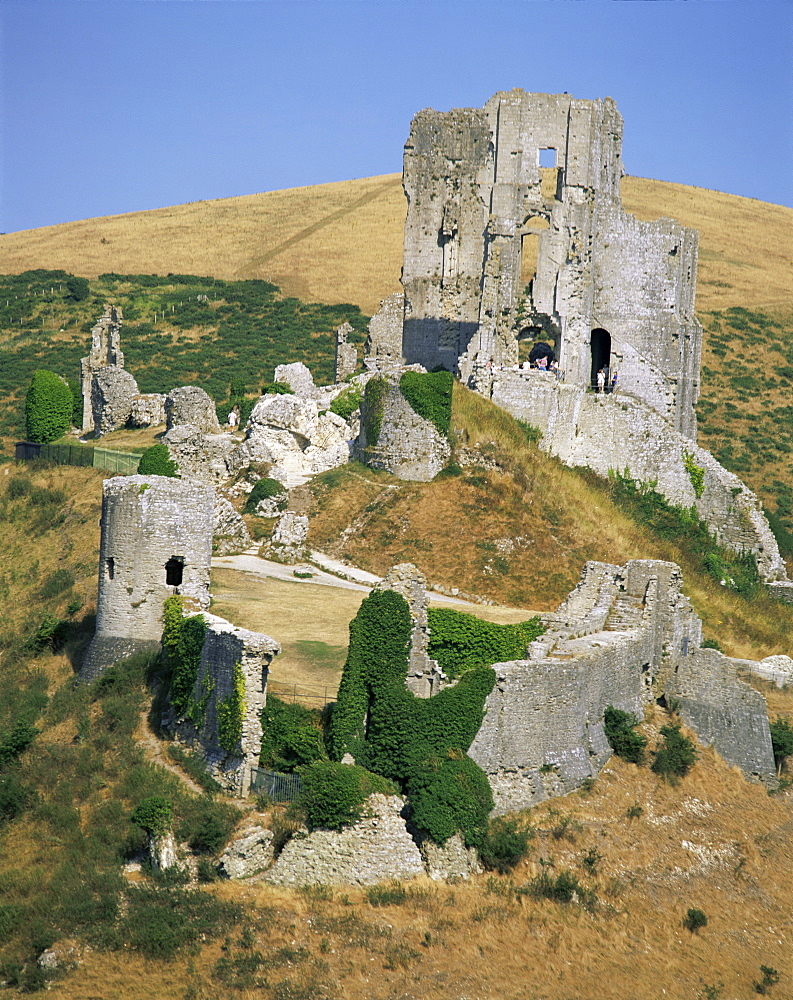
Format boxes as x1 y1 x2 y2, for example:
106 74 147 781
3 173 790 316
51 708 793 1000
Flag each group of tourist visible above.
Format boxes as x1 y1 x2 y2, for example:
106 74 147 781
596 368 619 394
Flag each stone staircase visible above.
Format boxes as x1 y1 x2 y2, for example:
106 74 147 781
604 595 645 631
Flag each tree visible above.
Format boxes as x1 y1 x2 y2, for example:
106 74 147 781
769 717 793 776
65 276 89 301
25 370 73 443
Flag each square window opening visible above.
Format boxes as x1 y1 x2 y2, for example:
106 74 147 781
539 147 557 168
165 557 184 587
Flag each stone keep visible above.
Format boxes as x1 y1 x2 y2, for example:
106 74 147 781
80 305 124 433
401 90 702 437
80 475 214 681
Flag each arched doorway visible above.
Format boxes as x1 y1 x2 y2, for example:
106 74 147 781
590 329 611 390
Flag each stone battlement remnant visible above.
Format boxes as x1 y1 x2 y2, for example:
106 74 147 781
80 475 214 681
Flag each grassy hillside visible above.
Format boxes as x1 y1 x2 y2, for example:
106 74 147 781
0 462 791 1000
2 174 791 315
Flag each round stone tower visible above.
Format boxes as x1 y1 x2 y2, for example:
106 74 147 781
80 475 214 682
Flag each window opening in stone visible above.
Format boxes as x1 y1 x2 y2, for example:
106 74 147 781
519 216 549 290
106 557 115 580
165 557 184 587
538 148 557 168
517 326 549 365
590 328 612 390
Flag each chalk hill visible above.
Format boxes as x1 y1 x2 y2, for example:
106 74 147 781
2 174 791 316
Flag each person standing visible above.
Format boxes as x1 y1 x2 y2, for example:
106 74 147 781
597 368 606 394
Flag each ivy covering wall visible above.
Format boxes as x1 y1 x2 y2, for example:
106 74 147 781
162 596 208 719
362 376 387 445
328 589 497 847
427 608 545 679
399 370 453 436
217 662 246 753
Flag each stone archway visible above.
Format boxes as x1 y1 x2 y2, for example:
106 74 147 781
590 328 611 389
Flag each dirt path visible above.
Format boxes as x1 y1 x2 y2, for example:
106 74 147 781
134 705 206 796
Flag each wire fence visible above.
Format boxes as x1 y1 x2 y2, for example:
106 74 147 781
267 680 336 707
15 441 143 475
249 768 304 803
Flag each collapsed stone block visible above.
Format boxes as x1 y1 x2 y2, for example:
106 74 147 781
266 512 309 563
213 496 252 555
356 374 450 481
163 424 236 484
91 365 139 436
218 826 275 879
130 393 166 428
165 385 222 434
664 649 777 783
274 361 317 397
80 475 214 682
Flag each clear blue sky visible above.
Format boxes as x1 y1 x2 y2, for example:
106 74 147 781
2 0 791 234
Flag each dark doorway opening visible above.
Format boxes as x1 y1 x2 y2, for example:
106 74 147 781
106 557 115 580
590 328 611 390
165 557 184 587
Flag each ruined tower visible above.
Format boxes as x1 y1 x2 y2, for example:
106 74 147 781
80 475 214 681
80 305 125 433
401 90 702 438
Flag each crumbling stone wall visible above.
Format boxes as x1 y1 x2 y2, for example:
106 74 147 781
130 393 166 428
364 293 404 371
663 648 776 783
264 794 424 886
80 475 214 682
401 90 702 438
356 375 450 481
80 305 124 433
170 611 280 796
334 322 358 383
467 558 773 812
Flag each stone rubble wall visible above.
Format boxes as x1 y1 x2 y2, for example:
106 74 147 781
490 375 788 583
171 611 280 796
218 826 275 879
275 361 318 398
663 649 776 782
263 794 424 886
91 366 139 436
265 512 309 563
356 375 450 482
163 424 237 484
80 475 214 682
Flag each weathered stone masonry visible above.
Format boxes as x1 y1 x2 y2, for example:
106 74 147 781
80 475 214 682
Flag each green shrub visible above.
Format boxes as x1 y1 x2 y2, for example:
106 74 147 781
0 773 35 822
700 638 721 650
329 383 363 421
260 381 294 396
477 815 533 873
407 752 493 847
243 477 286 514
362 376 387 445
259 696 327 772
603 706 647 764
366 882 407 907
683 907 707 932
754 965 780 994
769 717 793 773
652 724 697 783
65 276 90 302
24 370 73 443
138 443 178 477
399 370 453 436
300 762 397 831
683 451 706 498
526 869 596 908
0 721 40 768
427 608 544 679
130 796 173 837
184 802 238 855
